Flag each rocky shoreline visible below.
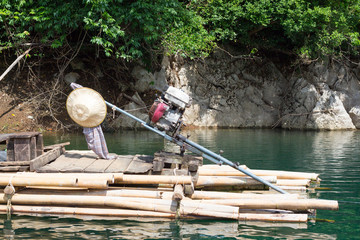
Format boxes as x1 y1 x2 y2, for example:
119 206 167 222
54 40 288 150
117 51 360 130
1 49 360 132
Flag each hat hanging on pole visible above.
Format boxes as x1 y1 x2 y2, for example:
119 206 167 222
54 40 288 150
66 87 107 128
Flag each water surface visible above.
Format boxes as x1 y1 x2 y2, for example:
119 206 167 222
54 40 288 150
1 129 359 239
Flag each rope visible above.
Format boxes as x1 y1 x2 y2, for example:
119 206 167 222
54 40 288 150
112 106 116 119
4 175 16 219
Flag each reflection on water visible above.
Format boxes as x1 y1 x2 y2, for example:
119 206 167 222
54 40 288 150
0 215 338 240
2 129 358 239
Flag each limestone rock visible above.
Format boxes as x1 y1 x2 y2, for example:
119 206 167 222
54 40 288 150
64 72 80 84
110 92 148 129
349 106 360 128
131 64 168 93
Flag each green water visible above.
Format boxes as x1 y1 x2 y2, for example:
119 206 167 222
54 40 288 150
1 129 359 239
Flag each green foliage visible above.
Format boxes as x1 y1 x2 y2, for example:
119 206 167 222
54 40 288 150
190 0 360 58
1 0 360 61
0 0 215 61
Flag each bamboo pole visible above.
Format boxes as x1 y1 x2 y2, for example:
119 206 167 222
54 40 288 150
187 198 339 211
196 176 276 187
179 206 239 220
276 179 311 187
275 186 307 191
200 164 249 170
117 175 192 185
0 205 176 218
0 173 116 183
238 213 308 222
0 176 108 189
198 167 319 180
190 191 299 200
16 188 165 199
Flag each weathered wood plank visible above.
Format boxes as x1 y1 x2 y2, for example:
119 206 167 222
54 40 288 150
125 155 153 174
30 146 64 171
104 155 134 173
0 166 21 172
36 133 44 157
0 161 30 166
153 159 164 172
7 132 41 139
30 136 36 160
14 138 31 161
154 151 183 164
36 151 92 173
44 142 70 151
6 139 14 161
58 152 97 173
0 134 12 143
84 159 115 173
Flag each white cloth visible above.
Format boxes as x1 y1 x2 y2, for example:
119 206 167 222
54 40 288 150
70 83 114 159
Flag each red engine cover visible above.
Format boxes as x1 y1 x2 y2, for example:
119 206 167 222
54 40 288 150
149 102 168 123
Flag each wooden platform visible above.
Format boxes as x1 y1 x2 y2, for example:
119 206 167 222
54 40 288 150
37 150 154 174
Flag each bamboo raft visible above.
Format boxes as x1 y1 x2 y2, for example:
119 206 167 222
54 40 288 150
0 132 338 223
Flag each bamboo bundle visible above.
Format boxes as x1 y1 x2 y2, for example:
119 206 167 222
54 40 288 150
0 193 241 219
0 205 176 218
3 192 315 220
198 166 319 180
0 193 178 213
187 198 339 211
9 188 301 202
196 176 277 187
190 191 299 200
0 205 309 222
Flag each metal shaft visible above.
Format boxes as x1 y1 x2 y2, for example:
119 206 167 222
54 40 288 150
105 101 288 194
178 135 288 194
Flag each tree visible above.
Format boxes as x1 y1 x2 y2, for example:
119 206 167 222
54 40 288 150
190 0 360 59
0 0 215 63
1 0 360 62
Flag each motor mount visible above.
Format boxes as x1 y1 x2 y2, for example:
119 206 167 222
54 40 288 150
149 86 192 135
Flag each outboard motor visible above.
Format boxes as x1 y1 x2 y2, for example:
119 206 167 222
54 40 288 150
149 86 192 135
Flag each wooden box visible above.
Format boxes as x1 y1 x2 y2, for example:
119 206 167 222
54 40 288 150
0 132 44 162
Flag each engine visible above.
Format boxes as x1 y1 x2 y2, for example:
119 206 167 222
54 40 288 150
149 86 192 135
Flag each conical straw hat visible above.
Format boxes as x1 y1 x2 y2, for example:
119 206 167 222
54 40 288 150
66 87 106 128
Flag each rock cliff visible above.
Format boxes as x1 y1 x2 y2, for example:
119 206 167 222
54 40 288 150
129 50 359 130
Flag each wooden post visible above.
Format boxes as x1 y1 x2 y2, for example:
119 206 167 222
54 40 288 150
6 139 15 161
172 184 184 201
36 133 44 157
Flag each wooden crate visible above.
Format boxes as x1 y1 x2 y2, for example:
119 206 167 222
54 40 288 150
0 132 44 162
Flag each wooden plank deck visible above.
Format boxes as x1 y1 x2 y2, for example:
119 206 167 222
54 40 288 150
37 150 154 174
